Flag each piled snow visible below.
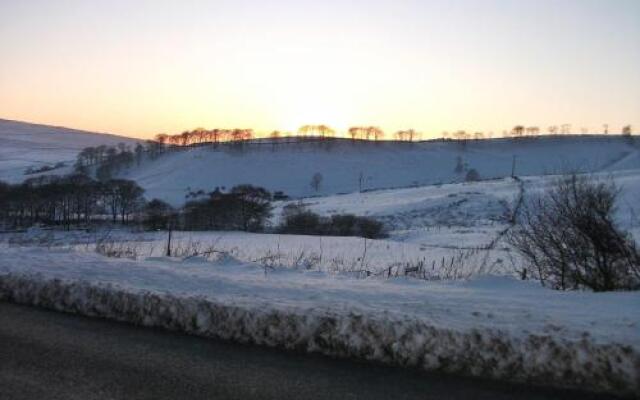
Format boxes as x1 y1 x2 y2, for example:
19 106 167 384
0 246 638 396
0 119 138 182
120 136 640 205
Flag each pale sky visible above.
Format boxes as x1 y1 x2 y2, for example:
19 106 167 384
0 0 638 139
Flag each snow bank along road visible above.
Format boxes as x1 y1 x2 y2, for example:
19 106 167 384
0 302 624 400
0 247 638 397
0 302 621 400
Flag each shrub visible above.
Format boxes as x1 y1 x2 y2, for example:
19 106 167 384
355 217 385 239
329 214 357 236
465 168 480 182
279 206 386 239
281 211 322 235
143 199 174 230
508 174 640 291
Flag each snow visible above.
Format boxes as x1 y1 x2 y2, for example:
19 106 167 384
2 121 640 395
0 246 637 396
0 119 138 183
120 136 640 205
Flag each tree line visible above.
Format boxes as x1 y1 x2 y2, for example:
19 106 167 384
148 123 633 149
0 171 387 241
0 174 145 229
445 124 633 141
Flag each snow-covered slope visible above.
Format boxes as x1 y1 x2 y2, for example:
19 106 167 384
0 119 138 182
122 136 640 205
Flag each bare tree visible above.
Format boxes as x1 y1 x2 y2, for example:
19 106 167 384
134 143 144 166
511 125 524 137
454 156 464 174
395 129 417 142
526 126 539 136
348 127 359 141
452 130 469 141
310 172 323 192
369 126 384 141
508 174 640 291
622 125 632 136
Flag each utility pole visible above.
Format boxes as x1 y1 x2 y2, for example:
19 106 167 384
165 219 173 257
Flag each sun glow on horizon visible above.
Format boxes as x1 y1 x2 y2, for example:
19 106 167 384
0 1 638 139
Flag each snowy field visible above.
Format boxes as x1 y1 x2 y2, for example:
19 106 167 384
3 169 640 280
1 170 639 397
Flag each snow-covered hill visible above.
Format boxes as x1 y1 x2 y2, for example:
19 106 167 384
0 119 138 182
122 136 640 205
3 119 640 207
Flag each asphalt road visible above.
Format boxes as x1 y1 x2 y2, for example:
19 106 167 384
0 302 621 400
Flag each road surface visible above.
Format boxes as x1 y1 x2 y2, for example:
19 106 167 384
0 302 620 400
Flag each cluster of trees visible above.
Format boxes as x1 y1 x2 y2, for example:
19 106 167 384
444 131 486 141
75 143 146 181
298 125 336 138
154 129 254 147
509 174 640 291
1 169 385 240
0 175 145 229
145 125 427 148
395 129 418 141
25 162 66 175
347 126 384 141
279 203 386 239
182 185 272 231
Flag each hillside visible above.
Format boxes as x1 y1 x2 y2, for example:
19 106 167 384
0 119 138 182
3 120 639 207
121 136 640 205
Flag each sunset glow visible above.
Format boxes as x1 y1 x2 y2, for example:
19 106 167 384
1 0 639 138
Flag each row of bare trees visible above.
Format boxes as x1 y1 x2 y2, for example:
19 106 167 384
150 123 634 148
443 124 633 141
152 125 424 146
0 175 145 228
154 128 254 147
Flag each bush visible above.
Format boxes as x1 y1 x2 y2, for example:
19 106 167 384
329 214 357 236
143 199 174 230
282 211 322 235
508 174 640 291
355 217 385 239
465 168 480 182
279 206 386 239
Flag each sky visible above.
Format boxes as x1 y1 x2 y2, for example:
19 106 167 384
0 0 639 139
